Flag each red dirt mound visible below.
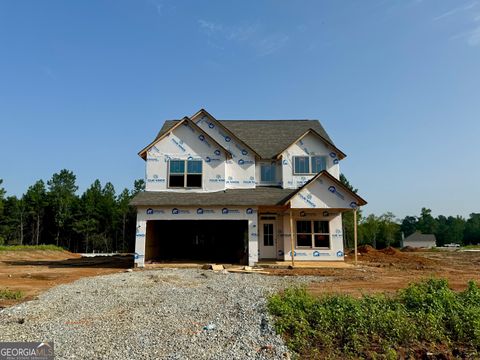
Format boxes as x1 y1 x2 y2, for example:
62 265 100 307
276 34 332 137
401 246 418 252
357 245 378 254
379 246 401 256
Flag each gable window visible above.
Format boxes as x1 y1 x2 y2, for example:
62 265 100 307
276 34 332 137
260 163 276 184
294 156 310 174
296 220 330 248
169 160 202 188
311 156 327 173
293 156 327 175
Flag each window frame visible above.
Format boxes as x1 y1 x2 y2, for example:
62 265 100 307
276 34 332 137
260 162 277 184
168 159 203 189
262 223 274 247
295 220 330 249
292 155 328 175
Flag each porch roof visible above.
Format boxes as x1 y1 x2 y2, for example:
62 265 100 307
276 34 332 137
131 171 366 209
130 187 296 207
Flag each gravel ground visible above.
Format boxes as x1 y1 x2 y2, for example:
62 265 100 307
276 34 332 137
0 269 323 359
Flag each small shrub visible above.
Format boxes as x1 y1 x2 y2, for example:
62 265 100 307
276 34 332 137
268 279 480 359
0 289 23 300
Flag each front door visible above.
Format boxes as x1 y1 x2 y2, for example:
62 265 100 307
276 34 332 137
259 220 276 259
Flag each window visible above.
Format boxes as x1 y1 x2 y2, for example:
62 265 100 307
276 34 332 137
296 220 330 248
263 223 274 246
293 156 327 175
311 156 327 173
186 160 202 187
260 163 276 183
168 160 202 188
296 221 312 247
313 221 329 248
294 156 310 174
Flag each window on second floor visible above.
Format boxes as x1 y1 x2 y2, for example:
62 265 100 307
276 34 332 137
169 160 202 188
260 163 276 184
293 156 327 175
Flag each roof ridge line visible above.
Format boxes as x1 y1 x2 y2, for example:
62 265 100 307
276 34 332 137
218 119 318 121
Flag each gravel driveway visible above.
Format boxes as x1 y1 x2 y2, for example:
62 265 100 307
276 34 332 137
0 269 320 359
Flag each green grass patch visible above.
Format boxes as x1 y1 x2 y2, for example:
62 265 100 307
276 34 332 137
0 244 64 251
0 289 24 300
268 279 480 359
462 245 480 250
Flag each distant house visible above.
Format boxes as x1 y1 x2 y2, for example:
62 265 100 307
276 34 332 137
130 108 367 266
403 232 436 248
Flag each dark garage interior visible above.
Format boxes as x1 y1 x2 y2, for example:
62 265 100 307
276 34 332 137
145 220 248 264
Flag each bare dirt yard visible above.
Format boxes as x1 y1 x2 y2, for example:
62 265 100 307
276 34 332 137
268 246 480 297
1 247 479 309
0 250 131 307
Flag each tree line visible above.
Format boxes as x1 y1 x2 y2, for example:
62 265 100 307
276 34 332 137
340 175 480 249
0 170 144 253
0 171 478 253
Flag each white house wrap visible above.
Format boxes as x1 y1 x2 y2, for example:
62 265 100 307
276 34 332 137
131 109 366 267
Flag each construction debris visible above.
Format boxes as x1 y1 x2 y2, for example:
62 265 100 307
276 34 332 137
227 266 270 275
203 323 216 331
201 264 224 271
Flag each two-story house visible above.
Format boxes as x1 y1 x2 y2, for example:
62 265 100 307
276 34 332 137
130 109 366 267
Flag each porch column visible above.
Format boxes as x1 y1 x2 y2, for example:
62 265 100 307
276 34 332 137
248 218 258 266
353 208 358 266
289 210 295 267
134 215 146 268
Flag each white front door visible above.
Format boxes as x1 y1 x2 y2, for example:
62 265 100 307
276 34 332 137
259 220 276 259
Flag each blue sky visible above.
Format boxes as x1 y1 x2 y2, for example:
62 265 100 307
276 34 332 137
0 0 479 219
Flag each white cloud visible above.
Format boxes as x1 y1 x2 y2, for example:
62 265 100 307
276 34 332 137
433 1 478 21
431 1 480 47
467 26 480 45
226 24 259 42
148 0 172 17
255 34 290 57
198 19 223 35
197 19 289 56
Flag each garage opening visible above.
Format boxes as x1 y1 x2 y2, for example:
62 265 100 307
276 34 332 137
145 220 248 264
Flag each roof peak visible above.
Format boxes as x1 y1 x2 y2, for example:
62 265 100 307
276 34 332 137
152 113 339 159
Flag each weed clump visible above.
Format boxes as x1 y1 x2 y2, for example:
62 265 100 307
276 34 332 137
268 278 480 359
0 289 24 300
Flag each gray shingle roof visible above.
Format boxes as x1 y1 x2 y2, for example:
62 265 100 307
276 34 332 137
404 232 437 243
219 120 333 159
130 188 296 207
155 119 336 159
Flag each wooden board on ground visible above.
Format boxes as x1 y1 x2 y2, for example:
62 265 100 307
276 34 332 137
201 264 225 271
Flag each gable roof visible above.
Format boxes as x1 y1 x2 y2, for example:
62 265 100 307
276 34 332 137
404 232 437 243
275 128 346 160
138 117 231 160
189 109 262 158
154 118 342 159
219 120 344 159
286 170 367 208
